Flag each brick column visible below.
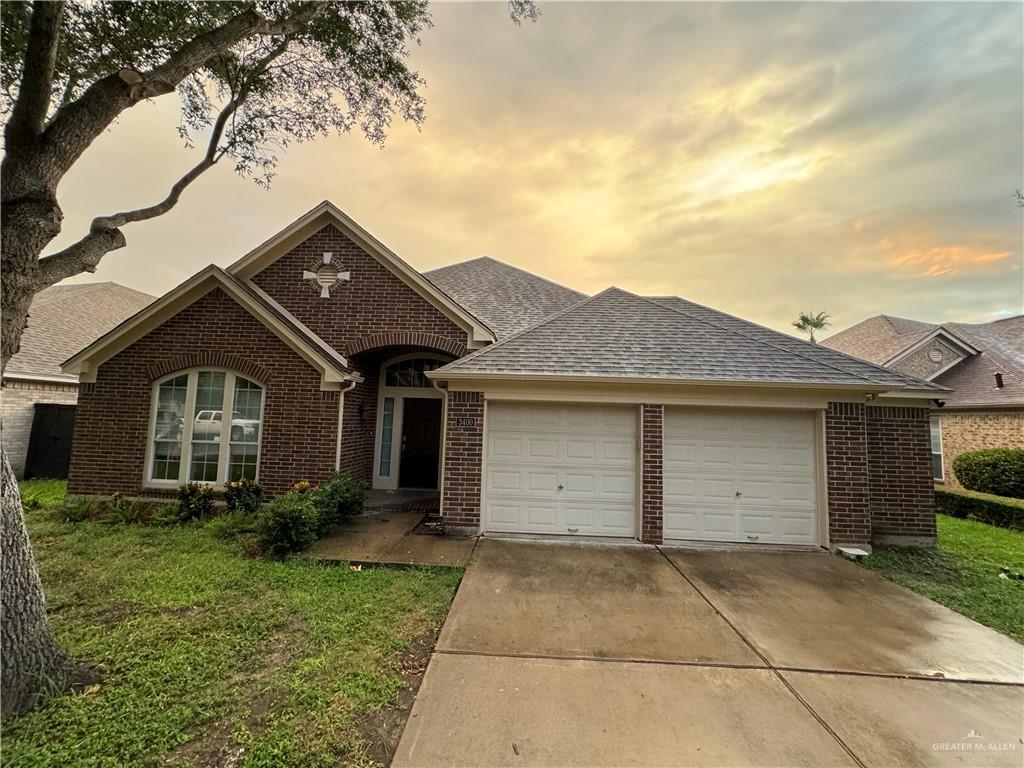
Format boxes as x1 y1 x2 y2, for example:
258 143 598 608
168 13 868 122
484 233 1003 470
866 405 936 546
440 391 484 535
641 404 664 544
825 402 871 546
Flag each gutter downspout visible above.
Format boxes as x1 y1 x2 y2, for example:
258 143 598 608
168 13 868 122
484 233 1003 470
336 379 359 471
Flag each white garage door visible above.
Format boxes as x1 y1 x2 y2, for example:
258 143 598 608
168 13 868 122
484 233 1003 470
484 402 637 537
664 408 820 546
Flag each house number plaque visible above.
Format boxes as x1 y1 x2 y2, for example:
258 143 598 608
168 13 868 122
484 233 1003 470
455 417 477 427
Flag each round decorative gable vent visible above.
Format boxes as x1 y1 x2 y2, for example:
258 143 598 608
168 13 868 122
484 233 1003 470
928 348 943 363
301 252 351 298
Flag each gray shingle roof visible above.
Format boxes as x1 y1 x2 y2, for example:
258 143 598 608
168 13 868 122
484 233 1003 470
822 313 1023 407
437 287 945 391
5 283 154 382
424 256 586 339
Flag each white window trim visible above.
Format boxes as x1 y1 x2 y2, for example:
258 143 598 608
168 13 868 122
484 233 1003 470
144 368 266 489
372 353 450 491
930 415 944 482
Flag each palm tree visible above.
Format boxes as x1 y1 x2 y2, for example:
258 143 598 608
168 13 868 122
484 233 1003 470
792 311 831 343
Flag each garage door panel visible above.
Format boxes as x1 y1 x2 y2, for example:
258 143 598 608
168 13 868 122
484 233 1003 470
664 407 820 546
485 403 638 538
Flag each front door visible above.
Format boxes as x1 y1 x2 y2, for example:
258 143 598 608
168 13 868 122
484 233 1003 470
398 398 442 489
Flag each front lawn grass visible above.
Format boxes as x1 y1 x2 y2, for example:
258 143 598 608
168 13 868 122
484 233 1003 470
6 480 463 767
861 514 1024 642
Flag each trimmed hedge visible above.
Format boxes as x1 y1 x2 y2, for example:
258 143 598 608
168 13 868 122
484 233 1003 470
935 486 1024 531
951 448 1024 499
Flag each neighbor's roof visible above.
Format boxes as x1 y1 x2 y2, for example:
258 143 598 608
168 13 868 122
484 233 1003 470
823 314 1024 408
5 282 155 383
434 287 945 392
424 256 587 339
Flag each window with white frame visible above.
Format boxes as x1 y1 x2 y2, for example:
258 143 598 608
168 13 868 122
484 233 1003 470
148 370 264 485
930 415 943 480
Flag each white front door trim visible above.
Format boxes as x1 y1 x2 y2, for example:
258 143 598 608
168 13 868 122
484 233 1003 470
372 353 449 491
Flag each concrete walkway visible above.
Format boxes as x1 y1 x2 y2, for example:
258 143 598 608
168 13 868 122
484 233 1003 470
394 539 1024 767
307 511 476 567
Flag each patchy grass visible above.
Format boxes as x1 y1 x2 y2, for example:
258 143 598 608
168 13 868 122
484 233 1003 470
7 481 462 767
18 477 69 511
862 514 1024 642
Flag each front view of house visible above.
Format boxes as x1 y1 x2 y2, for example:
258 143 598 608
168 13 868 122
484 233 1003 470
64 202 943 548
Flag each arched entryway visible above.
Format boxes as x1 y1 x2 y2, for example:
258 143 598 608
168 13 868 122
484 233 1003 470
372 353 450 490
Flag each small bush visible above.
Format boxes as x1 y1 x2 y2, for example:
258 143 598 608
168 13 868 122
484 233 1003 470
54 495 100 523
95 493 147 525
177 483 216 521
256 491 318 556
936 487 1024 531
952 449 1024 499
290 480 317 494
149 503 184 526
311 472 367 535
224 478 263 515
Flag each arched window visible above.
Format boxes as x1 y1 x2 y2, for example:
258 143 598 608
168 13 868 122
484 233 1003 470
148 370 264 486
383 357 446 388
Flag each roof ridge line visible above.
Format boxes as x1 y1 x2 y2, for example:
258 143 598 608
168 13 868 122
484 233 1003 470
638 295 926 390
426 255 587 298
441 288 612 370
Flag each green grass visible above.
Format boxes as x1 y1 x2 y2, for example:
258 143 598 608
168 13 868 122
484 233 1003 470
861 514 1024 642
6 481 463 767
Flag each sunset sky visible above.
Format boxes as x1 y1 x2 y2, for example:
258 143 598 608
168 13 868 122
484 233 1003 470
53 1 1023 337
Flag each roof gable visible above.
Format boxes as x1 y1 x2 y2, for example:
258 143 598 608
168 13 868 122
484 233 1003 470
62 266 356 390
227 201 494 346
424 256 586 339
435 287 944 392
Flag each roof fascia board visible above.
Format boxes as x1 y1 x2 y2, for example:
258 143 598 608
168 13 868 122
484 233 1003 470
428 369 902 392
884 328 980 367
62 266 357 390
2 373 79 385
226 201 495 345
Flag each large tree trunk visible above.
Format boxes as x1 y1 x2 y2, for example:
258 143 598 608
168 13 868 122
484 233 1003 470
0 445 79 717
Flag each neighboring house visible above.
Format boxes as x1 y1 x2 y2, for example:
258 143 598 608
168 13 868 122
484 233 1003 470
822 315 1024 488
63 202 945 548
2 282 154 478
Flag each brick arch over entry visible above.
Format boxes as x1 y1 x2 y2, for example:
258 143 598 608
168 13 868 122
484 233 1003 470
346 332 468 358
146 352 271 384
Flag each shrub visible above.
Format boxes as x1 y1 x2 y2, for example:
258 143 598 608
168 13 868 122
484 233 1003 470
936 487 1024 531
177 483 216 521
224 478 263 515
54 495 100 523
290 480 317 494
206 509 258 540
952 449 1024 499
311 472 367 535
256 491 319 556
95 492 147 525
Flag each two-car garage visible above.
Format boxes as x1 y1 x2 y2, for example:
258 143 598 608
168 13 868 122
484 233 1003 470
482 401 822 546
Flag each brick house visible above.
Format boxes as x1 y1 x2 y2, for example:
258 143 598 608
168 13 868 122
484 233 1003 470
822 314 1023 488
64 202 945 548
2 282 153 478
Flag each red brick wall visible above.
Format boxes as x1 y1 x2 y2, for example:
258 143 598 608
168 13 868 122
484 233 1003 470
825 402 871 545
67 288 339 498
641 404 664 544
440 391 484 530
866 405 936 540
250 223 469 356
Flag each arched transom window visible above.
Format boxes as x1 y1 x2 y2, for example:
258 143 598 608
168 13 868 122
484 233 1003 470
383 357 445 388
148 370 264 486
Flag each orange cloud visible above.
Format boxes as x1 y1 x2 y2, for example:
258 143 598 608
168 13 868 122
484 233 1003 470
878 234 1012 277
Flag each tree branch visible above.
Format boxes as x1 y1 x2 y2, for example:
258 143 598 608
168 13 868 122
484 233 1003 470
34 39 291 289
5 1 65 149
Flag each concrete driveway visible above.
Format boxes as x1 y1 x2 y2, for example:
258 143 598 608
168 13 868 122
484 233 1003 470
394 539 1024 767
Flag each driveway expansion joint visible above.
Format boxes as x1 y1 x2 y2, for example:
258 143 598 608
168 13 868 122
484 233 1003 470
656 545 869 768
